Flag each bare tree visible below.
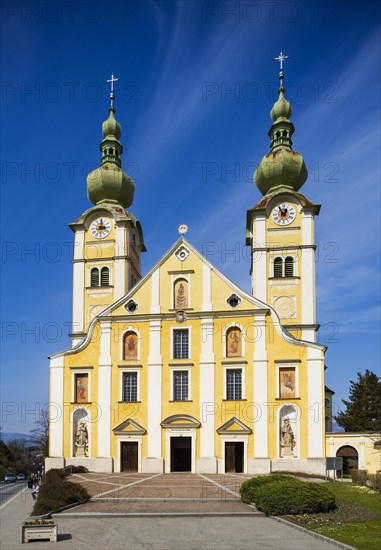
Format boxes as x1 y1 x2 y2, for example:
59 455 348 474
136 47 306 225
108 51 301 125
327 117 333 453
30 409 49 458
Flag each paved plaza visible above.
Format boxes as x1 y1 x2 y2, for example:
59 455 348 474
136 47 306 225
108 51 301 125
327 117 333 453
0 474 349 549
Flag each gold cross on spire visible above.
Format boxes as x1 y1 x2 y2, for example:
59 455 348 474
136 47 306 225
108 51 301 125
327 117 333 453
106 73 118 110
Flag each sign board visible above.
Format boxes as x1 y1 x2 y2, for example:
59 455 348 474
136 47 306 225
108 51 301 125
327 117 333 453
326 457 343 470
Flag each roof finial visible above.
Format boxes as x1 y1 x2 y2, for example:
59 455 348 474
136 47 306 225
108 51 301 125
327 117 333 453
274 50 289 90
106 72 118 111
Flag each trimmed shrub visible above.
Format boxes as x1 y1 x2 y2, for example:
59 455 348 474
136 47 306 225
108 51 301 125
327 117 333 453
240 474 299 504
32 468 89 516
368 473 381 493
350 469 368 485
254 479 336 516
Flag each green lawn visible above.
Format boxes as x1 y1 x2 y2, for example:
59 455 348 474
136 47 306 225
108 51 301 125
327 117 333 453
289 483 381 550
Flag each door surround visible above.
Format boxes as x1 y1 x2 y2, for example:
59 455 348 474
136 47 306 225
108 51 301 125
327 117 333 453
116 435 142 473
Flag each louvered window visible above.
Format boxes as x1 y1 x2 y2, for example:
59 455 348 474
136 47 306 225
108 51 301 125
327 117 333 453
274 257 283 278
100 267 109 286
285 256 294 277
122 372 138 402
226 369 242 400
173 371 188 401
90 268 99 286
173 329 189 359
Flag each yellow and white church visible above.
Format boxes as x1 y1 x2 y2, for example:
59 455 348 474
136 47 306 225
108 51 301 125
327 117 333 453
46 66 333 476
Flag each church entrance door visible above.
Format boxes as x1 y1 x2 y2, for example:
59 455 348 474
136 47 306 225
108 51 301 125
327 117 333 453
121 442 138 472
170 437 191 472
225 442 244 473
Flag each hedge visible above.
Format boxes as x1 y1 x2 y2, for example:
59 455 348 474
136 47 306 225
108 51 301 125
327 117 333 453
240 475 336 516
32 466 89 516
350 469 381 492
240 474 299 504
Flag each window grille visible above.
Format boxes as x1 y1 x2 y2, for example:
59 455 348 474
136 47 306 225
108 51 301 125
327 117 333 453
173 371 188 401
226 369 242 400
173 329 189 359
123 372 138 402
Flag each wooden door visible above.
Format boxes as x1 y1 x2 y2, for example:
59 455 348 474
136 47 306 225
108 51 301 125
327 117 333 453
225 442 235 473
121 442 138 472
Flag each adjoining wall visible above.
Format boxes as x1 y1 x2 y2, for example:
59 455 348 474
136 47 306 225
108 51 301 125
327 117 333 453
271 458 326 476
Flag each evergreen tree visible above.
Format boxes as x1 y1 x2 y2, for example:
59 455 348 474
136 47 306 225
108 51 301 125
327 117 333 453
335 370 381 431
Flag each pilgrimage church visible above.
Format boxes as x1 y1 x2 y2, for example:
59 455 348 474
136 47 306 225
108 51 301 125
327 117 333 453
46 59 334 476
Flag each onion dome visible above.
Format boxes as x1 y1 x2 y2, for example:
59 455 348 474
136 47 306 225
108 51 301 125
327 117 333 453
254 54 308 196
87 74 135 209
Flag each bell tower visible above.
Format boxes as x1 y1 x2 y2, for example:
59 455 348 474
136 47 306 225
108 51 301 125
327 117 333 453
246 53 320 342
69 74 146 346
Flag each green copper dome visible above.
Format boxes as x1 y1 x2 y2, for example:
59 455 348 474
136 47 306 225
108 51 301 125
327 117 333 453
254 85 307 196
87 107 135 208
270 88 292 121
102 110 121 140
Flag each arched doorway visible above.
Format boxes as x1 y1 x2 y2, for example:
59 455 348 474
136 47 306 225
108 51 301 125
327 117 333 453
336 445 358 476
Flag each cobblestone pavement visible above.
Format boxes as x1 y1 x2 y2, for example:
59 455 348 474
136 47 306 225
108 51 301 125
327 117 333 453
65 472 258 514
0 476 344 550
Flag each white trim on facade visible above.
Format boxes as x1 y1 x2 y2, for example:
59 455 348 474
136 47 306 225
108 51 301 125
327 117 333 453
202 262 212 311
252 213 267 301
307 347 324 457
72 229 85 338
200 318 215 459
114 224 126 300
97 321 112 457
49 356 64 457
147 320 162 457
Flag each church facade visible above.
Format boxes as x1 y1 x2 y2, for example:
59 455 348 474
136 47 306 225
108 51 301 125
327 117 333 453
46 67 329 475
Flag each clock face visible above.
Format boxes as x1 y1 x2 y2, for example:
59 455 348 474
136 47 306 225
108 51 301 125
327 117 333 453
90 218 111 239
272 203 296 226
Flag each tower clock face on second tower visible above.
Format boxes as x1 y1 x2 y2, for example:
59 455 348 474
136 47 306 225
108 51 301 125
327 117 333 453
90 217 111 239
272 203 296 226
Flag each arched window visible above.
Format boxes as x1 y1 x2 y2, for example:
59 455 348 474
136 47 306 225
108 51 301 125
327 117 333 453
100 267 109 286
90 268 99 286
174 278 188 309
274 257 283 278
226 327 242 357
282 130 287 137
123 331 138 360
285 256 294 277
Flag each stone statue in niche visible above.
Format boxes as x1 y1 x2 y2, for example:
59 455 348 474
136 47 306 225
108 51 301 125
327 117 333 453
75 421 89 457
280 418 295 458
176 282 187 308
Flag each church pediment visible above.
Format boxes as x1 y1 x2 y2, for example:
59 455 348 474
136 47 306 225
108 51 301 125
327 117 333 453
113 418 146 435
217 417 252 435
161 414 201 429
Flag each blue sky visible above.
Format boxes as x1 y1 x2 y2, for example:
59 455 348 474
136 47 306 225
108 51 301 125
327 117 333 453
1 0 380 433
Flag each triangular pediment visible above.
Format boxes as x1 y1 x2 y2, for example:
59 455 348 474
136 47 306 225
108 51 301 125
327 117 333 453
113 418 146 435
217 416 251 435
161 414 200 429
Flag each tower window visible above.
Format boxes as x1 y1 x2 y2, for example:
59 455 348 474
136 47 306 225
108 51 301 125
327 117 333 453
274 257 283 278
173 329 189 359
285 256 294 277
90 268 99 286
100 267 109 286
283 130 287 137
